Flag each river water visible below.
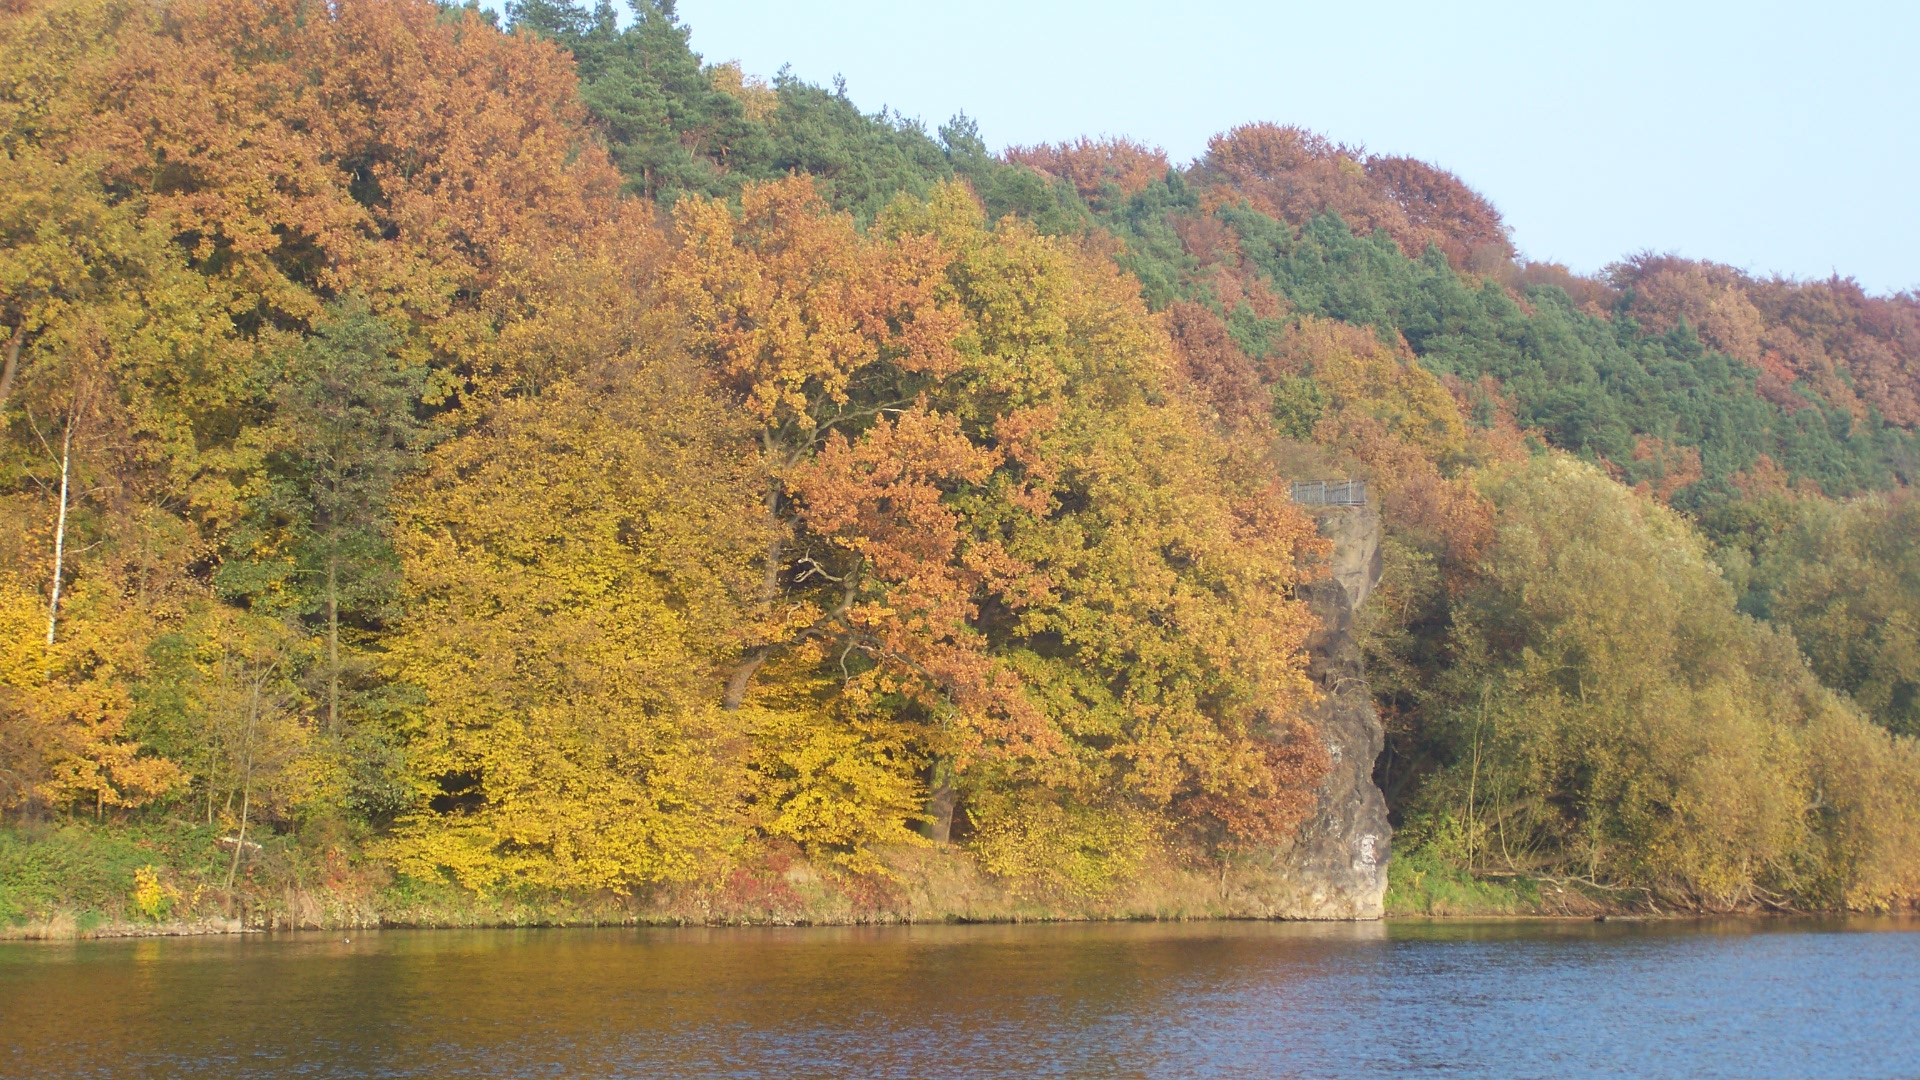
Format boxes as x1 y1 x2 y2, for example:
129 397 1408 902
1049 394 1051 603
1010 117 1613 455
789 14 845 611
2 918 1916 1078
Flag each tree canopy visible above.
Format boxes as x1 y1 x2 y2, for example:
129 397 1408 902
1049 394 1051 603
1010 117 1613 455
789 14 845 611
0 0 1915 917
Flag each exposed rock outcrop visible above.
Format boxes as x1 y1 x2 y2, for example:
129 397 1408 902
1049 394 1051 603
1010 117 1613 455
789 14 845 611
1279 502 1392 918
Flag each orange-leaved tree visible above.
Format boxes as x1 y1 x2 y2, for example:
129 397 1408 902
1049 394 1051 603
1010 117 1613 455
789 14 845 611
671 179 1330 886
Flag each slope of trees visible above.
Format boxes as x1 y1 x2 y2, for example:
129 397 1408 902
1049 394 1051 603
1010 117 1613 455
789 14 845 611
0 0 1915 917
0 0 1330 904
1056 167 1917 506
1374 456 1920 908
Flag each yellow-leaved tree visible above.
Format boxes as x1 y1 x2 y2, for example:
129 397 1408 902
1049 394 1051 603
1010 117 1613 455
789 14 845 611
1405 454 1920 908
381 358 772 892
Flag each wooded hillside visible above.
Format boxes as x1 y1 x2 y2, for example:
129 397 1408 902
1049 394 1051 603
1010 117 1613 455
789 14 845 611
2 0 1915 922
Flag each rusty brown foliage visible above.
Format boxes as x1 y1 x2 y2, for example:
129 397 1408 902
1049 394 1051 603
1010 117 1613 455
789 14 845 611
1003 137 1170 203
89 0 621 327
1364 154 1513 268
1630 435 1705 506
1505 261 1619 316
1163 301 1267 429
1198 123 1512 270
1614 255 1920 428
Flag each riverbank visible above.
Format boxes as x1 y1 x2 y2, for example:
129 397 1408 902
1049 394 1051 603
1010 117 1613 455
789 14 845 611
6 821 1859 940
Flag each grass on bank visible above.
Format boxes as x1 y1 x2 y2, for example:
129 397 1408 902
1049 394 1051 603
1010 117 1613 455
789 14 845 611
2 822 202 927
1384 846 1555 916
0 819 324 930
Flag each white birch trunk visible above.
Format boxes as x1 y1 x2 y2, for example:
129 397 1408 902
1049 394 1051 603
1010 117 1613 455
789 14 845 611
45 415 72 646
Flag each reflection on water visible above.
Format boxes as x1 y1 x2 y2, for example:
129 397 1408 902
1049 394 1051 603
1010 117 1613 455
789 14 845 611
3 918 1917 1078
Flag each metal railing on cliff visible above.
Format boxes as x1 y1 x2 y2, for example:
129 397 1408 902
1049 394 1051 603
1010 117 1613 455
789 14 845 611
1289 479 1368 506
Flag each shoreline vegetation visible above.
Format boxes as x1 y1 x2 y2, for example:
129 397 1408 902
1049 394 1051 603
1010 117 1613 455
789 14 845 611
0 819 1863 941
4 0 1920 936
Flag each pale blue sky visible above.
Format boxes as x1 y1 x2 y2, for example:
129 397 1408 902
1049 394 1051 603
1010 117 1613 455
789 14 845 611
490 1 1919 293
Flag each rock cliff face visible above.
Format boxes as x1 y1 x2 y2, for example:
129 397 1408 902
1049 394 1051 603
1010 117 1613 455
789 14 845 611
1279 503 1392 918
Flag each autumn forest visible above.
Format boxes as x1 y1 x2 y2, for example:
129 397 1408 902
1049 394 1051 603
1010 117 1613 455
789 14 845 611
2 0 1918 928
